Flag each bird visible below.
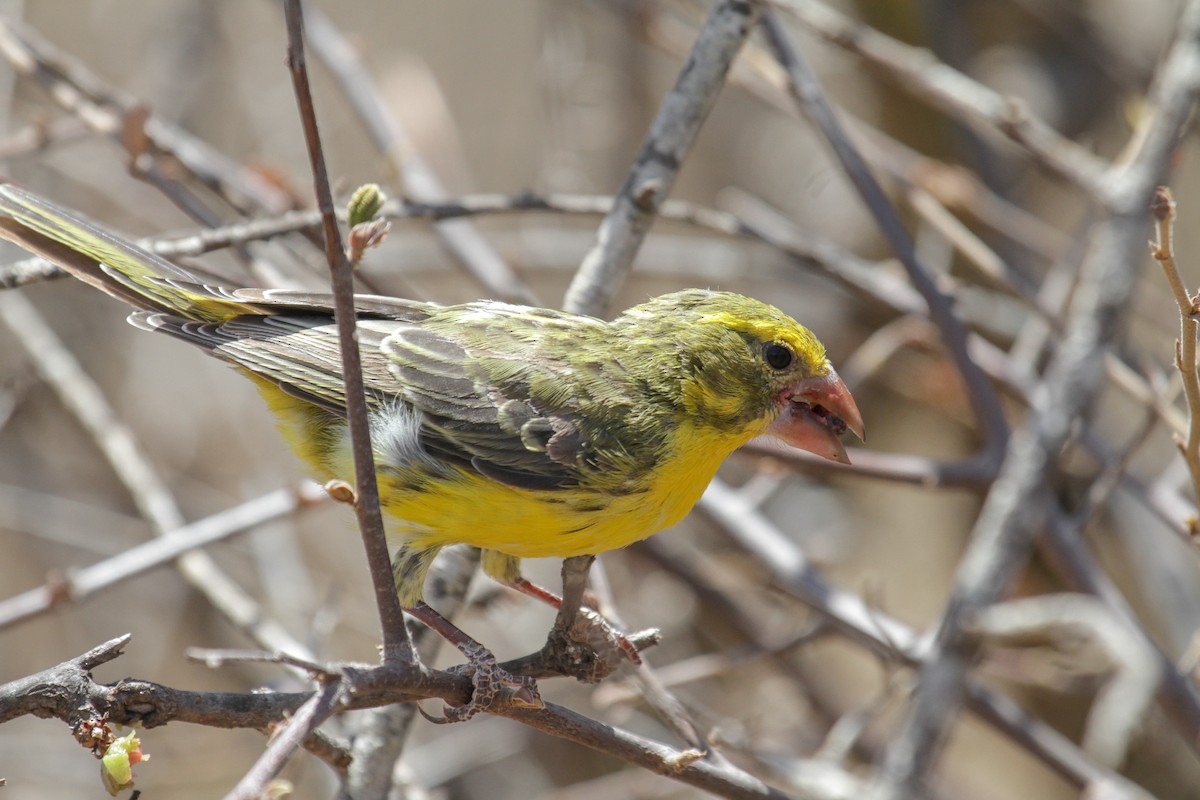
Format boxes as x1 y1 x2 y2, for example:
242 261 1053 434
0 181 863 720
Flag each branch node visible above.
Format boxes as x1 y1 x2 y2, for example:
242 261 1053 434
323 479 357 505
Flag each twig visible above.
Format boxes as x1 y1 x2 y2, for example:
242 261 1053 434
1150 186 1200 511
0 114 90 159
969 595 1160 768
1045 508 1200 754
0 17 293 213
698 477 1132 791
282 0 411 664
186 648 342 680
0 251 65 288
224 678 343 800
609 0 1072 263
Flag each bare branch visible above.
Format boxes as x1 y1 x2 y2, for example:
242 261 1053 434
563 0 763 316
281 0 411 663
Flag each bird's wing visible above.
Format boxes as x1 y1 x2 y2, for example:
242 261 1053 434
382 305 645 492
136 305 649 492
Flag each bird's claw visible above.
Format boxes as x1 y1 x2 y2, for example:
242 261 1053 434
427 642 543 723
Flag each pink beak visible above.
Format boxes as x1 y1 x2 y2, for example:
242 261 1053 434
765 369 865 464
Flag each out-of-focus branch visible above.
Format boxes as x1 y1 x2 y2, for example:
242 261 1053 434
563 0 762 317
696 477 1140 792
0 278 315 663
0 483 325 630
760 8 1009 467
605 0 1073 263
970 594 1160 769
774 0 1109 193
0 17 293 213
873 1 1200 794
290 2 535 305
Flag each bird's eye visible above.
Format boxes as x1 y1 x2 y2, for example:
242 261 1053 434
764 342 793 370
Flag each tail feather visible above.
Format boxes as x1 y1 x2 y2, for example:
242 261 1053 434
0 181 258 322
0 181 445 326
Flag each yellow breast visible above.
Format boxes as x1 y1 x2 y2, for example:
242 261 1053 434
253 378 763 559
379 420 755 558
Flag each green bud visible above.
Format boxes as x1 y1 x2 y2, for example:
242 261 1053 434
348 183 387 227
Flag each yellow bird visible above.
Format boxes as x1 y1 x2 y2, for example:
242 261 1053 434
0 182 863 719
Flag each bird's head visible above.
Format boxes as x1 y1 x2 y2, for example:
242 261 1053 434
617 290 864 464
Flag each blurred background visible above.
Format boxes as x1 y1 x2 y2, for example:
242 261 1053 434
0 0 1198 798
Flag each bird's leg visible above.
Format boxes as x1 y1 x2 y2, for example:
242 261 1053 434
479 550 645 681
392 546 541 722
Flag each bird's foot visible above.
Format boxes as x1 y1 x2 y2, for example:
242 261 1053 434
541 607 660 683
423 641 543 724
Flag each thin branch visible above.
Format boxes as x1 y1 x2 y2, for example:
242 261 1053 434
759 7 1010 464
606 0 1073 263
698 477 1135 791
1151 186 1200 509
0 17 293 213
969 595 1160 769
224 678 343 800
774 0 1110 193
281 0 411 663
1045 508 1200 753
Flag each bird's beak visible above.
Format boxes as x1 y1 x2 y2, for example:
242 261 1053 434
766 368 865 465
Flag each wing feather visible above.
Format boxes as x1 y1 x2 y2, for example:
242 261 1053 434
382 304 627 491
136 298 665 494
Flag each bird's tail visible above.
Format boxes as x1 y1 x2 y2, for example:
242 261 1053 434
0 180 258 322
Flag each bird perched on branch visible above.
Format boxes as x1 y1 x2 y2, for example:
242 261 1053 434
0 182 863 720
